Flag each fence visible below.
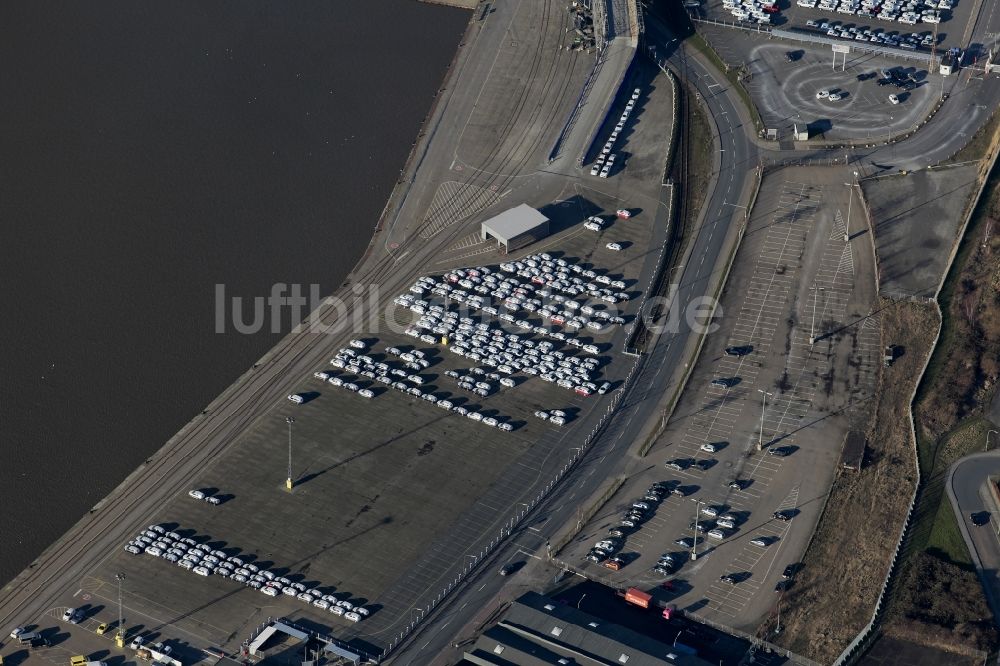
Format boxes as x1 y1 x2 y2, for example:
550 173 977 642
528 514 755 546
691 17 941 67
831 101 1000 666
770 28 941 67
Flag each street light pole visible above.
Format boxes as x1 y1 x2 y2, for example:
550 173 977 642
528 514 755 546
691 499 705 561
285 416 295 490
115 573 125 647
809 286 825 345
757 390 773 451
987 429 999 452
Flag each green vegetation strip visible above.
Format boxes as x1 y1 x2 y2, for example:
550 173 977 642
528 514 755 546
688 33 762 133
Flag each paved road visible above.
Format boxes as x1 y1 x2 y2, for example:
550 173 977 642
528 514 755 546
947 451 1000 623
390 4 1000 661
387 15 760 666
3 1 998 663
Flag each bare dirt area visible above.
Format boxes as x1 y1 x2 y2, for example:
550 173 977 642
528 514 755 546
762 297 935 663
875 159 1000 659
915 185 1000 442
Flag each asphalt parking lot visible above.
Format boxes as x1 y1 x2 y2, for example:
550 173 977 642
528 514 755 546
436 57 676 268
558 166 882 631
63 194 664 658
697 0 978 50
699 25 941 141
861 163 979 299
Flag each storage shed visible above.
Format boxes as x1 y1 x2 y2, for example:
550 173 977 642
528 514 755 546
481 204 550 253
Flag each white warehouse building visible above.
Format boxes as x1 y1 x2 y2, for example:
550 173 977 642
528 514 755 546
480 204 550 253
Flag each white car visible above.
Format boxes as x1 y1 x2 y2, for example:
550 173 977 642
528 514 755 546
344 612 362 623
590 164 601 176
549 415 566 426
144 546 163 557
349 339 366 349
188 489 206 500
193 566 212 576
828 93 843 101
329 605 345 616
889 94 900 105
287 393 304 404
599 165 611 178
816 89 830 99
205 495 221 505
313 371 333 381
606 242 623 251
129 635 145 650
700 442 719 453
261 586 279 597
750 537 770 547
616 209 631 218
584 220 603 232
358 388 375 399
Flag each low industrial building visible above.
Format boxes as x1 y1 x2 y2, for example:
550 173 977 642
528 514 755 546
480 204 550 253
462 591 714 666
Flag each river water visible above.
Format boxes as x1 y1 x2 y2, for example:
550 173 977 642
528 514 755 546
0 0 469 586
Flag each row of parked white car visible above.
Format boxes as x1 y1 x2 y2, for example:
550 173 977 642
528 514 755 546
723 0 778 23
124 524 369 623
797 0 948 24
590 87 641 177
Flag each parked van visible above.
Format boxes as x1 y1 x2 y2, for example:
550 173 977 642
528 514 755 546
17 631 41 645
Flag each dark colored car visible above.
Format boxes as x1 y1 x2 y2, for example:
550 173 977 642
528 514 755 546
782 563 800 579
694 459 715 471
768 446 792 457
724 345 753 356
773 510 793 522
499 563 517 576
710 377 738 388
728 479 748 490
665 459 692 471
775 579 793 592
971 511 991 527
720 574 737 585
674 537 694 548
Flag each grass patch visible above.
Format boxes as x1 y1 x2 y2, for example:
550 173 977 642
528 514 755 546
687 33 762 134
943 108 1000 165
926 493 972 568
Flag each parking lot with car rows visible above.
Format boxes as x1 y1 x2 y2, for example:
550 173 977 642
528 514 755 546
560 171 881 626
76 210 661 651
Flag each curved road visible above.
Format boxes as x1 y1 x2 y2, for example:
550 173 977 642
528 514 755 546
390 10 1000 665
947 451 1000 623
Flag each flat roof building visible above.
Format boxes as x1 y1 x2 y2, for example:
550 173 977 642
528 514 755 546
481 204 550 253
463 591 714 666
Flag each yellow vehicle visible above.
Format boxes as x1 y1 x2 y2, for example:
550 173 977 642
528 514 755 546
70 657 87 666
95 623 108 636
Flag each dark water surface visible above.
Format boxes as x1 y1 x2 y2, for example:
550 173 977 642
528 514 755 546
0 1 469 586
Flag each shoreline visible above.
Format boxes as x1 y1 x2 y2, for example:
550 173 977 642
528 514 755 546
0 4 480 623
